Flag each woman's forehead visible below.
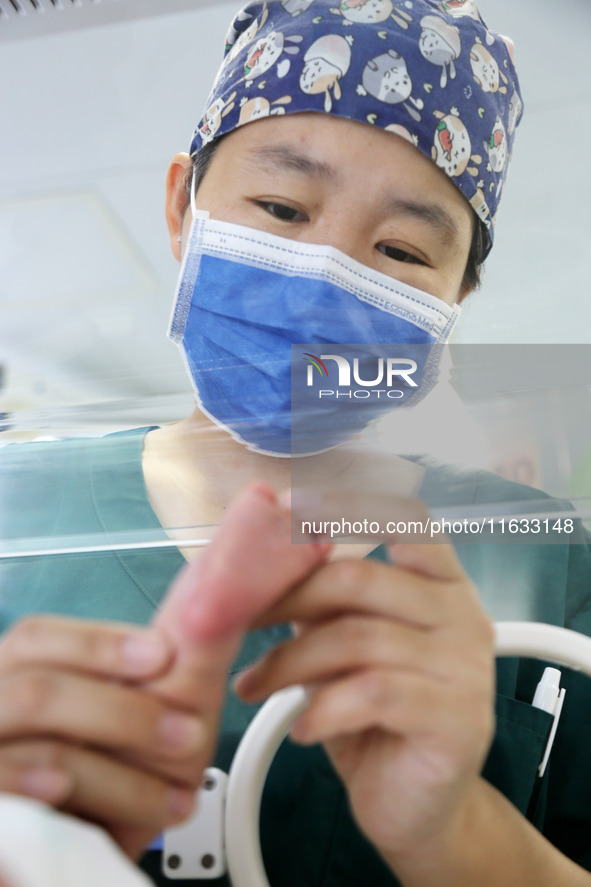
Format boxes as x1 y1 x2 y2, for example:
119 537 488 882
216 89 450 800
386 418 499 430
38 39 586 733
217 112 472 218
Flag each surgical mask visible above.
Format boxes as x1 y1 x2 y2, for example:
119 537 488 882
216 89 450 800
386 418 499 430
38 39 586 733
168 209 460 456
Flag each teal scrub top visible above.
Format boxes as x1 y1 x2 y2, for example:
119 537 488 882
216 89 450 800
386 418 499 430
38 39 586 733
1 429 590 885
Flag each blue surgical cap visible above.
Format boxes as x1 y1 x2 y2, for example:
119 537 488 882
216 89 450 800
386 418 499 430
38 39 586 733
191 0 524 256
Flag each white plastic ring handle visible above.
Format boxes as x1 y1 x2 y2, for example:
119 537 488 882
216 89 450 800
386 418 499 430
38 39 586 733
225 621 591 887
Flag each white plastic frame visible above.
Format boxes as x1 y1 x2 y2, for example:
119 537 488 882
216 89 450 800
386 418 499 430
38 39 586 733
224 622 591 887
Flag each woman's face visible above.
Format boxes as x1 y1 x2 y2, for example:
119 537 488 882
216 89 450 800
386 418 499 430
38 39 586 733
168 113 475 305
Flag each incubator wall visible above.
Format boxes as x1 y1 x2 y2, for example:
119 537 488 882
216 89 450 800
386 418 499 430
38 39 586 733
1 0 590 642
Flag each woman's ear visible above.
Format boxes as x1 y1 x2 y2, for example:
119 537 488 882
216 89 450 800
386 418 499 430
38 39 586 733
165 152 193 261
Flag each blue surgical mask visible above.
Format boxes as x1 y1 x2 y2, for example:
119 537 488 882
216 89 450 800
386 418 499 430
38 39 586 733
168 210 460 456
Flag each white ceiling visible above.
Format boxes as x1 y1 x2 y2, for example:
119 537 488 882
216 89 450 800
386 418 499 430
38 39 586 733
0 0 590 430
0 0 217 41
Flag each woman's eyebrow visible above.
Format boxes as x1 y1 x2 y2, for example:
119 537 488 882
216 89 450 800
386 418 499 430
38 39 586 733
246 145 339 181
245 145 460 244
382 196 461 245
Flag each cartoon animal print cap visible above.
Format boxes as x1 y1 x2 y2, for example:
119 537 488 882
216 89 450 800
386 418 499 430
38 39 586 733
191 0 524 256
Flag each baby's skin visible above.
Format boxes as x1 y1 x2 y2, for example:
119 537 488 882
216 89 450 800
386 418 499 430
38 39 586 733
148 481 330 758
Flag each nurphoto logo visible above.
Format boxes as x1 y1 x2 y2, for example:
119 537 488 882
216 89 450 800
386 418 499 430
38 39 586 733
303 352 418 400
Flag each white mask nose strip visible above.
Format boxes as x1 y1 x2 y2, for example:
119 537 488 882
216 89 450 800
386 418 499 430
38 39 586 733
200 217 461 339
186 180 460 340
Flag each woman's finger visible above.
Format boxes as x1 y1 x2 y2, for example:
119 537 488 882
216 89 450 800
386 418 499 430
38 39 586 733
387 541 474 583
0 667 207 768
255 555 476 630
0 739 196 831
234 615 443 702
288 667 493 750
62 746 197 830
0 616 173 682
0 744 73 804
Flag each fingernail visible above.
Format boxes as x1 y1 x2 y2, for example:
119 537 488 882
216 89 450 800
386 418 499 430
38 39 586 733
122 633 168 668
232 666 259 698
160 713 204 750
22 768 72 801
168 787 196 819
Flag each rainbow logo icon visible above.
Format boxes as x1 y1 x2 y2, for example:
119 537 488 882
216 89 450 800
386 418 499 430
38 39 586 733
302 353 328 377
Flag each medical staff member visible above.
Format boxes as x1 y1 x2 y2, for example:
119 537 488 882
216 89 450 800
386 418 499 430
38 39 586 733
1 2 591 885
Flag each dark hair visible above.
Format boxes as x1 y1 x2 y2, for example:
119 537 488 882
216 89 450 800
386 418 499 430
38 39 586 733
462 219 485 297
186 137 485 296
184 139 223 206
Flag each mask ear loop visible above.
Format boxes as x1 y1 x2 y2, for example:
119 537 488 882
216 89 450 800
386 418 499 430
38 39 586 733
190 159 198 218
189 156 210 222
178 160 204 243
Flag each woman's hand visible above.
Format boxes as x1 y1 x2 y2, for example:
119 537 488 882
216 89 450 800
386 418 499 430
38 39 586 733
0 482 330 860
234 536 496 867
0 615 207 858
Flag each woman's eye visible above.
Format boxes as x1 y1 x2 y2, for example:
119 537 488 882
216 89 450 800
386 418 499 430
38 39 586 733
377 244 426 266
256 201 307 223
